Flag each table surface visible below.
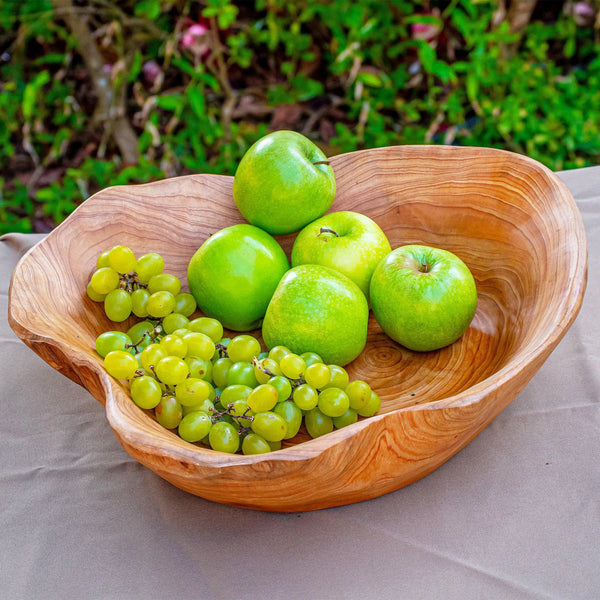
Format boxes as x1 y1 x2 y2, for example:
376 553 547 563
2 166 599 600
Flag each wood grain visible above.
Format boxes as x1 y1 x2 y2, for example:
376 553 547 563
8 145 587 511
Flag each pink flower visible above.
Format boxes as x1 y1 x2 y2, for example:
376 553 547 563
411 11 442 42
181 22 210 57
573 2 594 17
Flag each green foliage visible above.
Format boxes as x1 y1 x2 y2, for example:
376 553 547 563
1 0 599 233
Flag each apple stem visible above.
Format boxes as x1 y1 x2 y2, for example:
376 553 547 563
421 262 429 273
318 227 339 237
312 160 330 166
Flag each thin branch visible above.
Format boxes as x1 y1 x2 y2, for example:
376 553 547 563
51 0 139 164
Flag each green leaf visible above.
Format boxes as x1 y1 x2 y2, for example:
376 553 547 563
156 94 183 112
128 50 143 83
134 0 161 20
22 70 50 121
188 86 206 120
357 71 383 88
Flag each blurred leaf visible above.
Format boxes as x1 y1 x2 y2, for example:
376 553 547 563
134 0 161 20
22 70 50 121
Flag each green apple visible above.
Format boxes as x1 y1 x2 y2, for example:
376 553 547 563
370 245 477 352
232 130 336 235
291 211 391 301
262 264 369 366
187 224 289 332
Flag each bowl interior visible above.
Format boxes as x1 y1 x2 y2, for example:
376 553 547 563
9 145 586 450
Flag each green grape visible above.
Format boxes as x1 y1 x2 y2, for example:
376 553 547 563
268 345 291 363
155 355 189 386
104 350 139 380
212 357 233 388
104 288 133 322
247 384 279 413
187 317 223 343
209 421 240 453
155 395 183 429
131 288 150 318
146 290 176 318
219 384 252 405
318 387 350 418
133 352 144 369
268 375 292 402
250 411 288 442
242 432 272 455
300 351 323 367
90 267 120 295
130 375 162 409
268 440 282 451
108 245 136 273
95 331 133 358
207 383 216 402
182 397 214 416
304 362 331 389
96 250 110 269
227 335 262 363
292 383 319 411
148 273 181 296
86 282 106 302
182 332 215 361
305 407 334 438
127 320 156 350
135 252 164 283
174 292 197 317
323 364 349 389
333 408 358 429
178 411 212 443
172 328 191 337
141 343 166 370
160 334 188 358
226 361 259 388
162 312 190 334
345 380 372 411
175 377 211 406
273 401 303 439
253 357 282 384
357 390 381 417
279 353 306 380
185 356 212 381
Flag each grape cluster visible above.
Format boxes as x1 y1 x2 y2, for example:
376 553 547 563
90 245 381 455
86 245 197 322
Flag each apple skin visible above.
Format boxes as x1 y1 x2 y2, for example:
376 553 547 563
262 264 369 366
187 224 290 332
291 210 391 301
232 130 336 235
370 245 477 352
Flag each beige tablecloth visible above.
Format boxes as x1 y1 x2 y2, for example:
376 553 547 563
1 167 599 599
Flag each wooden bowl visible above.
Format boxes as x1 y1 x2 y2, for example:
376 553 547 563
9 145 587 512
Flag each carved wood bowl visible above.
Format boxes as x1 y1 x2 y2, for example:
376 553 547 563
9 145 587 512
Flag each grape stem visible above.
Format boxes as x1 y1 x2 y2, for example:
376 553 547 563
126 331 150 353
209 404 254 434
215 343 229 358
118 272 147 293
252 356 277 378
